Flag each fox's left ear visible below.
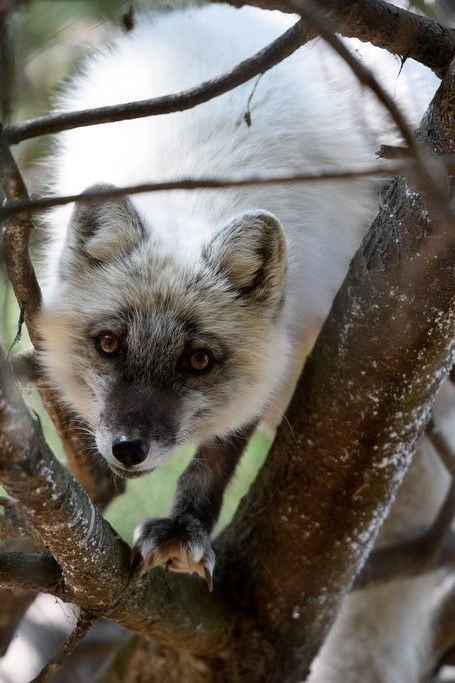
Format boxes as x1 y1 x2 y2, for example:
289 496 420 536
64 184 145 264
203 210 286 307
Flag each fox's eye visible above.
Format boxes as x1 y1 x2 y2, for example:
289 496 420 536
96 331 120 357
185 349 215 374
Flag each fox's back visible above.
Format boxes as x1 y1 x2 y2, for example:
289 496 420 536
45 4 438 334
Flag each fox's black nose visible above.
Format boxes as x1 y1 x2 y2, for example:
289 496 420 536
112 437 149 467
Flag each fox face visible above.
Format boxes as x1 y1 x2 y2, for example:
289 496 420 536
39 186 289 478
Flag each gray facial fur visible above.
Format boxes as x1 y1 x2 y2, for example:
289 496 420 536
39 188 289 476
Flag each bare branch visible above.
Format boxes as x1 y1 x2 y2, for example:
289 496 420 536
0 125 41 342
3 19 307 144
214 0 455 78
0 551 64 596
31 610 97 683
0 163 421 219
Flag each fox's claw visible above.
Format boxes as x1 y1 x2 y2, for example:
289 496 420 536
131 516 215 591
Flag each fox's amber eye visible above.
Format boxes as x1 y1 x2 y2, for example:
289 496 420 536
96 331 120 357
187 349 214 374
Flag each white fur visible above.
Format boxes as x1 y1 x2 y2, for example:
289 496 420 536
38 6 450 679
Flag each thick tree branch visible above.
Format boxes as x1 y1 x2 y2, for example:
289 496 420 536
212 58 455 681
0 551 64 595
215 0 455 78
3 19 307 144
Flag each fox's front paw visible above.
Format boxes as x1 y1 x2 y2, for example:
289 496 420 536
131 516 215 591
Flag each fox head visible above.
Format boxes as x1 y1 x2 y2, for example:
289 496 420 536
39 185 288 478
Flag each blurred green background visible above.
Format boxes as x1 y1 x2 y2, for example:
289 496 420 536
0 0 274 544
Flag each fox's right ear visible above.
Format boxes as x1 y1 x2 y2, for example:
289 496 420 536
202 210 286 308
62 184 145 267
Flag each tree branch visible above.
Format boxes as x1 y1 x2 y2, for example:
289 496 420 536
0 122 124 508
0 551 64 596
214 0 455 78
3 19 307 144
31 610 97 683
0 163 418 219
212 56 455 681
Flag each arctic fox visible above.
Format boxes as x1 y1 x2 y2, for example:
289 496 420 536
39 5 440 588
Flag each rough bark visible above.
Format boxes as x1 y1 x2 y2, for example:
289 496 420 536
212 59 455 681
214 0 455 78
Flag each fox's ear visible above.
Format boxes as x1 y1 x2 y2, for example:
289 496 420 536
203 210 286 306
64 184 145 264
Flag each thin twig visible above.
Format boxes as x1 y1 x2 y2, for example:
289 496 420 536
31 610 98 683
4 19 308 144
243 73 264 127
4 161 455 220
